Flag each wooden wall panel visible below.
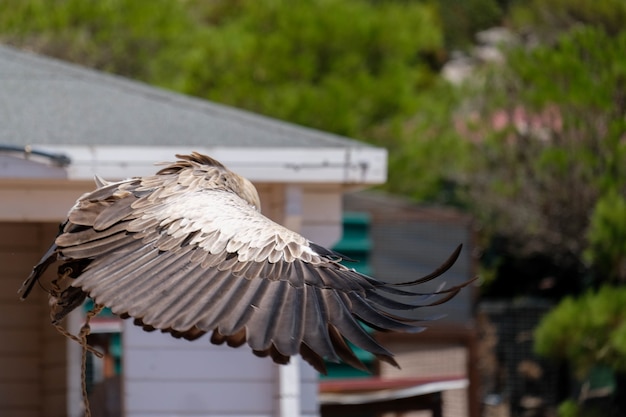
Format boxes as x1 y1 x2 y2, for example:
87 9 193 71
0 222 52 417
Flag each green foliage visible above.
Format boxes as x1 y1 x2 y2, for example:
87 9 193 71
436 0 503 50
585 191 626 283
510 0 626 40
381 79 471 204
556 399 606 417
0 0 194 79
557 400 580 417
170 0 443 138
534 286 626 376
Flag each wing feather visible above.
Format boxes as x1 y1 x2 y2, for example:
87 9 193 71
218 277 270 335
192 270 246 331
166 269 233 330
58 232 130 259
155 266 244 330
340 292 423 332
93 196 135 231
301 286 341 364
55 222 128 247
322 290 394 360
119 255 195 321
272 284 305 356
245 280 289 352
327 324 369 371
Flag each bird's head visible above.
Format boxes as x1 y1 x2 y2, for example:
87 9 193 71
162 152 262 211
232 174 261 211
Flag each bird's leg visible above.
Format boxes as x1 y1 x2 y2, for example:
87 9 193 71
49 262 90 323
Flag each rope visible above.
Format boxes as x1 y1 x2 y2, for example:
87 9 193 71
48 268 105 416
52 323 105 358
80 303 105 417
52 303 105 417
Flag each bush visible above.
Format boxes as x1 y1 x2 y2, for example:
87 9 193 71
534 286 626 377
585 192 626 284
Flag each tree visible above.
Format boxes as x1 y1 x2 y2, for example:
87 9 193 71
166 0 444 138
0 0 446 142
456 14 626 413
458 26 626 294
0 0 194 79
509 0 626 42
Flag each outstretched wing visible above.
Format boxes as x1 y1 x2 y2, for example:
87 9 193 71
20 154 468 374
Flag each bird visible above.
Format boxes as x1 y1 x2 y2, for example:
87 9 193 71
19 152 469 374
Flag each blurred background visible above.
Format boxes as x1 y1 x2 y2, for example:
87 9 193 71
1 0 625 416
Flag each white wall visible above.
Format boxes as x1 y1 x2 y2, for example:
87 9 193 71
123 328 321 417
124 328 276 417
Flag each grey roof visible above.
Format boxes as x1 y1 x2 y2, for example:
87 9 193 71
0 44 371 149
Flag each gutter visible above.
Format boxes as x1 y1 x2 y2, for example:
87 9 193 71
29 144 387 185
0 144 71 166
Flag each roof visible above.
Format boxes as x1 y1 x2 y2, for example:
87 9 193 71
0 45 386 183
319 376 468 395
319 376 468 415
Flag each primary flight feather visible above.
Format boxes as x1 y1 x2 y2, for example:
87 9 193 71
19 152 468 373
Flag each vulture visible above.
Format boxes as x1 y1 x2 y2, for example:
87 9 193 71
19 152 469 373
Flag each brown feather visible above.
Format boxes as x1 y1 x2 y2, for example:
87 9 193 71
19 152 472 375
